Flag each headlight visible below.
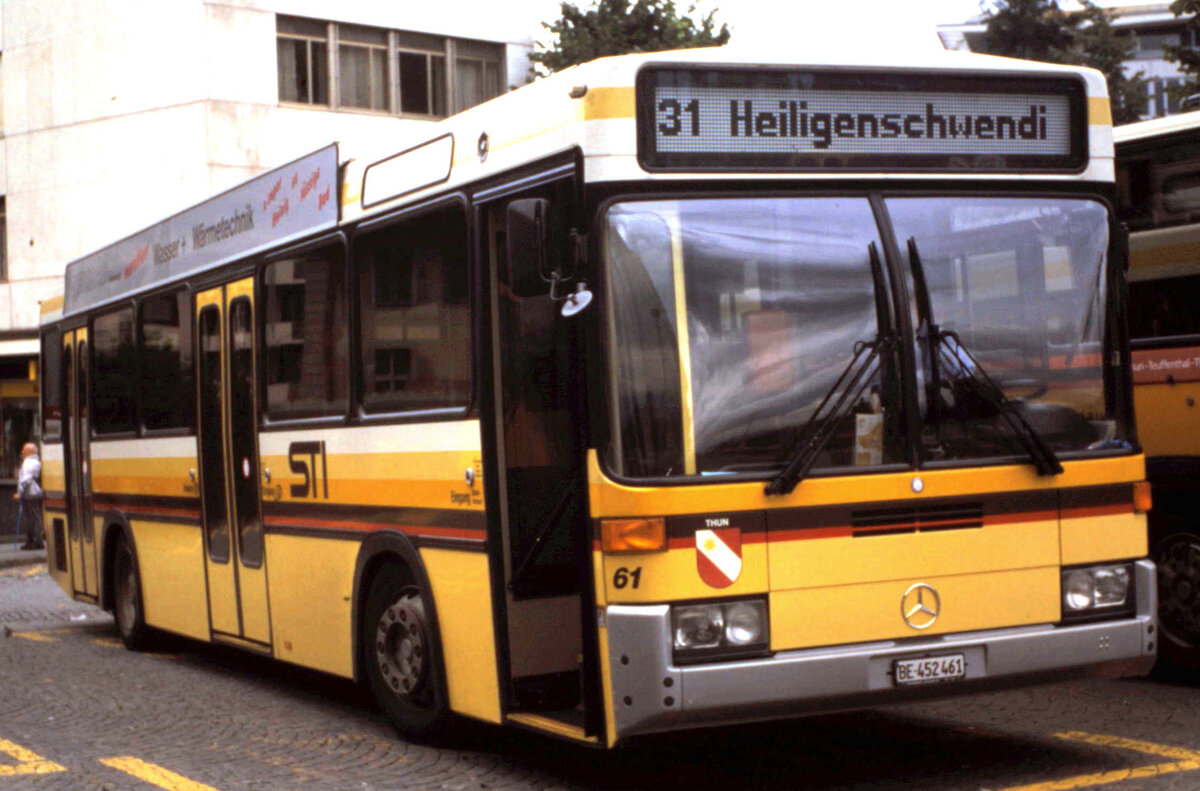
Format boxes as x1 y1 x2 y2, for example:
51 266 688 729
1061 564 1132 620
673 605 724 649
672 599 769 663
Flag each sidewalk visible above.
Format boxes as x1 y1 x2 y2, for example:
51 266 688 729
0 528 46 570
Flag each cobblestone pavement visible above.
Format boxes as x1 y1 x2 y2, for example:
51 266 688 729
4 564 1200 791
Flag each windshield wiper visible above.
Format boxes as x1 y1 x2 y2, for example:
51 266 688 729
935 330 1064 476
765 332 896 496
906 236 1062 477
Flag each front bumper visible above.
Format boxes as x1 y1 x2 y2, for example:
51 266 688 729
606 559 1156 742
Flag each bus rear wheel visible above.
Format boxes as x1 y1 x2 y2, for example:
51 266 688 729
1155 530 1200 670
113 537 151 651
363 565 451 739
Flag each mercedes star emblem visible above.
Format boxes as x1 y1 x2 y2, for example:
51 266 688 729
901 583 941 630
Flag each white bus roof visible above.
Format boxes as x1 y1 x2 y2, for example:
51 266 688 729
50 47 1113 323
1114 111 1200 144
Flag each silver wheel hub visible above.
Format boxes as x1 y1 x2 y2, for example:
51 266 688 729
375 594 426 696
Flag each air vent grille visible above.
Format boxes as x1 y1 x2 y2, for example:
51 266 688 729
850 502 984 537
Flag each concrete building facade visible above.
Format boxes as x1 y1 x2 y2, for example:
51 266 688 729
0 0 535 480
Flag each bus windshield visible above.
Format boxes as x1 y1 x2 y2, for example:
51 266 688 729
603 195 1127 479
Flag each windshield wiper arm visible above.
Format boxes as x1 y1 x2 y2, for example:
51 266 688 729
907 237 942 421
935 331 1064 477
765 332 896 496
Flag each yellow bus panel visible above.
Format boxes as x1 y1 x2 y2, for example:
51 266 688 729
1061 512 1147 566
1134 382 1200 457
265 533 358 678
770 566 1060 651
419 548 502 724
131 520 209 640
91 456 196 499
768 517 1059 590
601 541 768 603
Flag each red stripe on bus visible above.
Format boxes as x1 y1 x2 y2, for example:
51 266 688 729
260 515 482 541
1060 503 1133 520
91 501 202 519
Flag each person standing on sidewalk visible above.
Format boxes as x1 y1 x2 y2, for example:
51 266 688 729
14 443 42 550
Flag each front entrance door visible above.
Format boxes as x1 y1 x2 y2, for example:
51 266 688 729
62 328 97 599
484 181 590 714
195 280 271 646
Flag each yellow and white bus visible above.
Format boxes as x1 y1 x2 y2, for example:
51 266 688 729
1116 112 1200 669
41 47 1155 747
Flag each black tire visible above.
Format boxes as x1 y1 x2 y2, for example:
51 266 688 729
1154 529 1200 671
363 564 452 739
113 537 152 651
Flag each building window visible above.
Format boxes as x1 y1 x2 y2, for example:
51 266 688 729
453 39 504 113
399 49 447 116
276 15 504 117
338 25 389 111
373 348 412 393
277 16 330 105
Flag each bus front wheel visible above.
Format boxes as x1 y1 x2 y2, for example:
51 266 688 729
113 537 151 651
363 564 451 739
1155 529 1200 671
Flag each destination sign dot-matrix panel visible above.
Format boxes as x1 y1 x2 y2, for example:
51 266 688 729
638 68 1086 173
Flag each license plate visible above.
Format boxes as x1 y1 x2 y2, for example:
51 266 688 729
893 653 966 686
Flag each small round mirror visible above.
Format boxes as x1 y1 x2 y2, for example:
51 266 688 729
561 285 594 318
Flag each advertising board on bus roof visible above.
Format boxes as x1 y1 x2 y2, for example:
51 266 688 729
63 144 339 317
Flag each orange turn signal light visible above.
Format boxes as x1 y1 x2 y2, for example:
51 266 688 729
601 518 666 553
1133 481 1153 514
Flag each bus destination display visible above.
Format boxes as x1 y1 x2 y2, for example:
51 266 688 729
638 68 1085 172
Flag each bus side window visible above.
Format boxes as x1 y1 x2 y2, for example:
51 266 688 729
262 244 349 420
92 307 137 435
1129 275 1200 340
354 205 470 415
41 330 62 441
138 289 193 431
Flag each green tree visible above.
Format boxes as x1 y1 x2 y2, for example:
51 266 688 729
1072 3 1149 124
1163 0 1200 100
530 0 730 76
984 0 1147 123
986 0 1076 62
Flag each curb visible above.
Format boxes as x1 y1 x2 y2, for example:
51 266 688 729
0 551 46 571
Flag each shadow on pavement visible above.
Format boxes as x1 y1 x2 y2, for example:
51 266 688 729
123 628 1140 791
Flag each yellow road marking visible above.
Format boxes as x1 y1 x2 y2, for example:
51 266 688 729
0 565 42 577
93 636 123 648
1000 762 1200 791
996 732 1200 791
1056 731 1200 761
12 632 58 643
0 738 65 776
100 756 220 791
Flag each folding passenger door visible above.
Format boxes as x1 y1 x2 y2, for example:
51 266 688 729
481 171 596 723
195 279 272 648
61 328 98 599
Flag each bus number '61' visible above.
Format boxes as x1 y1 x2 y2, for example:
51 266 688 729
289 441 329 499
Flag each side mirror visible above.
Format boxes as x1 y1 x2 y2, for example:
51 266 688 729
505 198 553 297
